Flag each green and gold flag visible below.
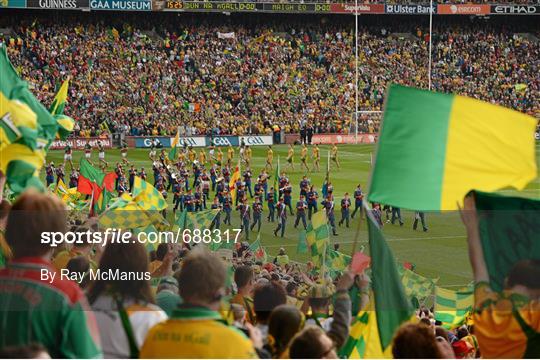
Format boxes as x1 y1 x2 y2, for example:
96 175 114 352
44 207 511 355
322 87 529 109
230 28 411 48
325 248 351 277
131 176 167 211
400 267 437 301
338 302 391 358
305 210 330 266
369 84 537 210
434 286 473 330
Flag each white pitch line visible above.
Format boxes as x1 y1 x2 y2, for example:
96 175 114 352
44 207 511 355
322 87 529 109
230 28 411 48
264 235 466 248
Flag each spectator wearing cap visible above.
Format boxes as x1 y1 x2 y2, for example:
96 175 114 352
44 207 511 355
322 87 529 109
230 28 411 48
155 275 182 317
140 248 258 358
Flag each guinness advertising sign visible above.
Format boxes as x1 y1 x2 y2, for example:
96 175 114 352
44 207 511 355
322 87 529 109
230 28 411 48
27 0 89 8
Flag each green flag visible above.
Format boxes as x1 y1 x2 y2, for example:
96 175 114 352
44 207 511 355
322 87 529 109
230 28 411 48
0 45 57 146
474 190 540 292
367 207 413 350
434 286 473 330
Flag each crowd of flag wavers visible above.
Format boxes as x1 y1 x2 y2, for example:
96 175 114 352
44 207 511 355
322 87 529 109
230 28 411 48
45 141 428 241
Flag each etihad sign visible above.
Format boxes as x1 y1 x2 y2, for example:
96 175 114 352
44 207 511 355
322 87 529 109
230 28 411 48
492 5 539 14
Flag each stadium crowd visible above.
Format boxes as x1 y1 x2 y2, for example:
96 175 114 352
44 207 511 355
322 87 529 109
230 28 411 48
1 181 539 358
1 12 538 137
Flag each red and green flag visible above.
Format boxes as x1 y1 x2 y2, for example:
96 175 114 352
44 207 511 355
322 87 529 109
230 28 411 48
249 233 267 262
77 158 117 215
369 84 537 211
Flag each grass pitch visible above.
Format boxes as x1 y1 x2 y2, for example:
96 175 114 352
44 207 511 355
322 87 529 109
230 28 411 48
44 144 540 288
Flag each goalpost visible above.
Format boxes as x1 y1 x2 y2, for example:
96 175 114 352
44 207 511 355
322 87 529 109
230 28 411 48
353 110 383 144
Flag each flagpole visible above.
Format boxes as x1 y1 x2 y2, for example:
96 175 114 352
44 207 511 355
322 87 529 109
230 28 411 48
428 0 433 91
350 206 362 258
327 149 330 182
354 0 359 144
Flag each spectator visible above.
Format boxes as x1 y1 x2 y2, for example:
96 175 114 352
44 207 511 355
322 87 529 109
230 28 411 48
289 326 338 359
155 275 182 317
266 304 304 358
461 194 540 358
392 323 444 358
231 264 256 323
253 281 287 342
87 240 167 358
0 190 102 358
139 247 258 358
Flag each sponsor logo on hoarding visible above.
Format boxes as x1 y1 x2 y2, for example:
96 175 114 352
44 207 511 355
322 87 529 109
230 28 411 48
90 0 151 10
491 5 539 14
244 136 273 146
134 137 171 148
27 0 88 8
385 4 436 14
329 3 384 14
210 137 234 146
0 0 26 8
312 134 376 145
169 136 206 147
50 138 112 150
438 4 489 15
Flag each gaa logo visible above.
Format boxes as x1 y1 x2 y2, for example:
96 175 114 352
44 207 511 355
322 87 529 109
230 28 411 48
212 137 232 146
179 138 196 147
246 136 264 145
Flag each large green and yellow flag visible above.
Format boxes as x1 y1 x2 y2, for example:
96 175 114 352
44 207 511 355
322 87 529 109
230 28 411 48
0 44 57 147
0 44 58 193
369 84 538 211
434 286 473 330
